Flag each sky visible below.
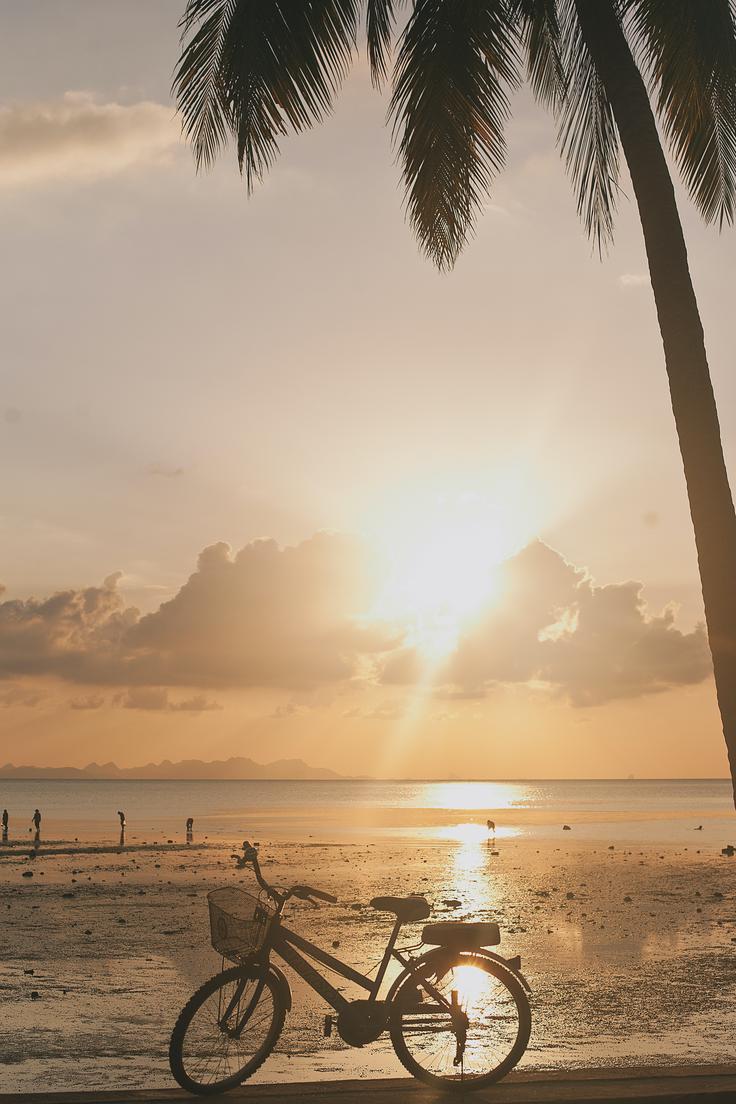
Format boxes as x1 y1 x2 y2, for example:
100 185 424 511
1 1 735 778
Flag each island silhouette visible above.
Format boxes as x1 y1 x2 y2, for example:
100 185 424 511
0 756 346 781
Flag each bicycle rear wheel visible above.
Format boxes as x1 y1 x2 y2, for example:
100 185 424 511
390 952 530 1091
169 965 285 1095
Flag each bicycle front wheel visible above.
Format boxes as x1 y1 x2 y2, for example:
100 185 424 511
169 965 285 1095
390 952 530 1091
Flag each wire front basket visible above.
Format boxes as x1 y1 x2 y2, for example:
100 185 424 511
208 887 276 962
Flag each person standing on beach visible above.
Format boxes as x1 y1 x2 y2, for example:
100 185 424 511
186 817 193 833
118 810 126 830
32 809 41 839
2 809 8 838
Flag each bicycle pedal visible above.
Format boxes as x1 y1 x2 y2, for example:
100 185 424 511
323 1014 334 1038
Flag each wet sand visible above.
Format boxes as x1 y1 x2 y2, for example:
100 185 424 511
2 833 736 1093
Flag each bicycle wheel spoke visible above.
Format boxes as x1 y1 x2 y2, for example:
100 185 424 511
392 955 529 1087
173 970 280 1092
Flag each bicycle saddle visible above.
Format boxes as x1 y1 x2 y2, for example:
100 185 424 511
369 895 431 922
422 921 501 947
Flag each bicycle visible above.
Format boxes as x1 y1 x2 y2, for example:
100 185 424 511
169 841 532 1094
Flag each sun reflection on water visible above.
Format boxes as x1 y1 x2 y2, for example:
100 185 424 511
442 822 519 844
445 829 503 916
423 781 526 811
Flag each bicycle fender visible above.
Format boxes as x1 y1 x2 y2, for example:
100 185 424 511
386 946 531 1004
384 946 457 1005
267 962 293 1011
479 951 532 994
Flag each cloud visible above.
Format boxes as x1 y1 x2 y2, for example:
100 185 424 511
0 92 179 190
341 700 405 721
145 462 185 479
618 273 651 288
401 542 711 706
0 684 44 708
271 700 309 719
0 572 138 683
69 694 105 710
115 687 221 712
540 579 711 706
365 701 405 721
118 687 169 711
0 532 394 690
126 533 396 689
170 694 222 713
380 647 424 685
0 534 711 706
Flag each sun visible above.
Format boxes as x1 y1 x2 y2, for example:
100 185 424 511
368 492 525 663
389 529 503 660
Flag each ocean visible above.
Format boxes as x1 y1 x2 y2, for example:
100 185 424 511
2 777 734 844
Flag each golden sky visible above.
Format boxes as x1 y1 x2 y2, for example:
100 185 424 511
0 2 734 777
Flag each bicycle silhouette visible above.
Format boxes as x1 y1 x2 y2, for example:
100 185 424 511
169 841 531 1093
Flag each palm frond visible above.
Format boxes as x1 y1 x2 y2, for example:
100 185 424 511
625 0 736 227
513 0 566 110
390 0 520 270
556 0 620 251
366 0 397 87
174 0 359 190
174 0 239 171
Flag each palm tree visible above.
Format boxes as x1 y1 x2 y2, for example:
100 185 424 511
174 1 736 796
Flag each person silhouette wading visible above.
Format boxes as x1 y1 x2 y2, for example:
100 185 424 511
32 809 41 841
186 817 194 841
118 810 126 829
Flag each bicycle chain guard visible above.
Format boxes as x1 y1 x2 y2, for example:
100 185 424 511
336 1000 389 1047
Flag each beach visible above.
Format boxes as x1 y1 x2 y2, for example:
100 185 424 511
2 779 736 1093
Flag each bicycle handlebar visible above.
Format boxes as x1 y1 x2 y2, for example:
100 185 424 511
238 841 337 907
293 884 338 904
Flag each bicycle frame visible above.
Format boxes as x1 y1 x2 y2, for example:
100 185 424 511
228 846 459 1038
267 915 414 1016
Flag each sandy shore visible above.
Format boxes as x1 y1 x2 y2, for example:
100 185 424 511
2 833 736 1093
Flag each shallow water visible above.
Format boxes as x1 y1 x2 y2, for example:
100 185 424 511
2 778 735 845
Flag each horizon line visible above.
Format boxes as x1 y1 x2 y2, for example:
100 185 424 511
0 774 730 782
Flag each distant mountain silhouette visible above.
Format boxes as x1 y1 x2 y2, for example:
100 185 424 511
0 756 345 781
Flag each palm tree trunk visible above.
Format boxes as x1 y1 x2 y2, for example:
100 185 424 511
573 0 736 800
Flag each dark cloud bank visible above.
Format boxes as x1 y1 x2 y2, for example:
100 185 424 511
0 534 711 708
